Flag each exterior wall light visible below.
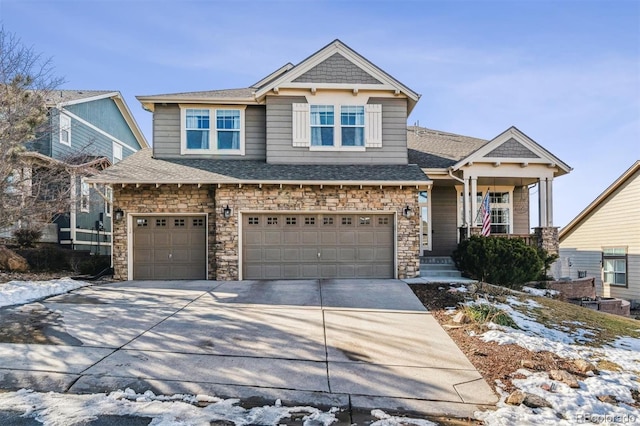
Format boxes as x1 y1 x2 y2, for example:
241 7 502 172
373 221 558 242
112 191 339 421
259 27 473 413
114 208 124 222
222 205 233 219
403 205 412 218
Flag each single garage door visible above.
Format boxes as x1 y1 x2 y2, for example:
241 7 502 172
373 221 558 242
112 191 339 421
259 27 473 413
133 216 207 280
242 213 394 279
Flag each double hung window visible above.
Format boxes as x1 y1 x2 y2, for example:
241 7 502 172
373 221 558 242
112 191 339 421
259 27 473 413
182 106 244 154
603 248 627 287
310 105 365 147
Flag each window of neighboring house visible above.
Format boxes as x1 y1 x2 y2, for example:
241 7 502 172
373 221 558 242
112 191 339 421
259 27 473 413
80 178 90 213
113 143 123 163
603 247 627 287
60 113 71 146
182 106 245 154
105 186 113 217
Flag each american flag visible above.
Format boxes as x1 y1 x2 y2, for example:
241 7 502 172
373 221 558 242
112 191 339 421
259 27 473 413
480 193 491 236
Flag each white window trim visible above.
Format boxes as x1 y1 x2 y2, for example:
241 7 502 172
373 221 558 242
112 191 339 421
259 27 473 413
60 113 71 146
456 186 514 233
113 142 123 163
292 102 381 150
80 177 90 213
180 105 246 155
105 186 113 217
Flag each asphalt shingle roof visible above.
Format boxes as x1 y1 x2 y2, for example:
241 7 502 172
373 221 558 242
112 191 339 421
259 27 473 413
89 149 430 185
407 126 488 168
45 90 115 105
137 88 255 101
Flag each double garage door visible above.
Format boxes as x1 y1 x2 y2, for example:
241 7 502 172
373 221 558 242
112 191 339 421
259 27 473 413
242 213 394 279
132 213 395 280
133 216 207 280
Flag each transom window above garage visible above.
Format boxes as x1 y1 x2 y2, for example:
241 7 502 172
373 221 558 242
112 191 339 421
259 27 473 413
181 105 246 155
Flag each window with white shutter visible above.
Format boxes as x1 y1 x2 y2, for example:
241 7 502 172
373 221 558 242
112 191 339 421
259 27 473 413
292 103 310 147
292 102 382 150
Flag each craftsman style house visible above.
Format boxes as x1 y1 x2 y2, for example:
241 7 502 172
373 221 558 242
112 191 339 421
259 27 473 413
90 40 570 280
21 90 148 254
559 161 639 307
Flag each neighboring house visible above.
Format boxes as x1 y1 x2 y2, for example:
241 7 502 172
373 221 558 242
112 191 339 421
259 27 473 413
89 40 570 281
558 161 640 307
21 90 148 255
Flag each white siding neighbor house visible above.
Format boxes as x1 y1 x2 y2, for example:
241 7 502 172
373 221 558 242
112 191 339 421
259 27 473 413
558 161 640 307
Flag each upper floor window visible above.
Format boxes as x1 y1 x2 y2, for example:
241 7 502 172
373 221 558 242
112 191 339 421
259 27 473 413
113 143 123 163
181 106 245 155
293 103 381 149
603 247 627 287
60 113 71 146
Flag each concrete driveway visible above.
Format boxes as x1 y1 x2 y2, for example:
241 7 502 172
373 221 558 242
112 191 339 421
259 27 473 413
0 279 496 418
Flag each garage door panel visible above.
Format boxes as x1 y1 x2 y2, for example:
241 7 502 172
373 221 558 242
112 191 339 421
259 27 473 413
242 213 393 279
339 232 356 244
301 248 319 262
357 231 375 245
282 249 300 261
245 248 262 262
244 230 263 245
264 248 282 261
319 247 337 261
320 231 337 244
283 231 300 244
133 215 207 280
264 231 281 245
301 231 319 244
339 247 356 261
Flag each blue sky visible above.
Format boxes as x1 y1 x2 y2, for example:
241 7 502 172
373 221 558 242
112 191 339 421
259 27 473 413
2 0 638 228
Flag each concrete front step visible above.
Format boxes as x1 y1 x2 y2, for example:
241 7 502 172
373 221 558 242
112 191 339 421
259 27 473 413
420 256 462 278
419 269 462 278
420 256 455 265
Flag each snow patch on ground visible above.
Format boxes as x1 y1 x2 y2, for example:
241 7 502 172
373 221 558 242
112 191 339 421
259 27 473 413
521 286 559 298
0 278 90 307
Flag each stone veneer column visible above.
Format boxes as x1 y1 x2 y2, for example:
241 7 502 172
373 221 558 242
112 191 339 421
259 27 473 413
533 226 559 255
214 184 421 280
111 185 216 280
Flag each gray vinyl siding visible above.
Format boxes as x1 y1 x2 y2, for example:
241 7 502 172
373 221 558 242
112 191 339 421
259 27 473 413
266 96 409 165
430 186 459 256
152 104 266 160
512 186 530 234
559 170 640 303
557 248 604 296
152 104 181 157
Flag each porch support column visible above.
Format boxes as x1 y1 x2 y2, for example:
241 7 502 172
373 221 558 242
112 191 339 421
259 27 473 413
470 176 478 227
462 178 470 237
538 177 548 227
546 177 554 227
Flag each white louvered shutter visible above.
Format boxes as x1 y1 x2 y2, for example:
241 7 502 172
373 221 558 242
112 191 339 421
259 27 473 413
292 103 310 147
365 104 382 148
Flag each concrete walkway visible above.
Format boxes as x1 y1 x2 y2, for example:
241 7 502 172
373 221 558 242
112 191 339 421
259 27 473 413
0 279 496 418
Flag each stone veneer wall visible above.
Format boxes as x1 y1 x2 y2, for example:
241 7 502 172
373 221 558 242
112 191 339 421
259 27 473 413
215 184 420 280
112 185 216 280
534 226 559 255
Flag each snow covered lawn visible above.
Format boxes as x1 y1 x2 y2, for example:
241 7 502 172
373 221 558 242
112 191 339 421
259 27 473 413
470 291 640 425
0 277 91 308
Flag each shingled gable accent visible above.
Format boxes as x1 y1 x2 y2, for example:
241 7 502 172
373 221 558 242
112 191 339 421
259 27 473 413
452 126 572 175
292 53 383 85
485 138 540 159
253 39 420 113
